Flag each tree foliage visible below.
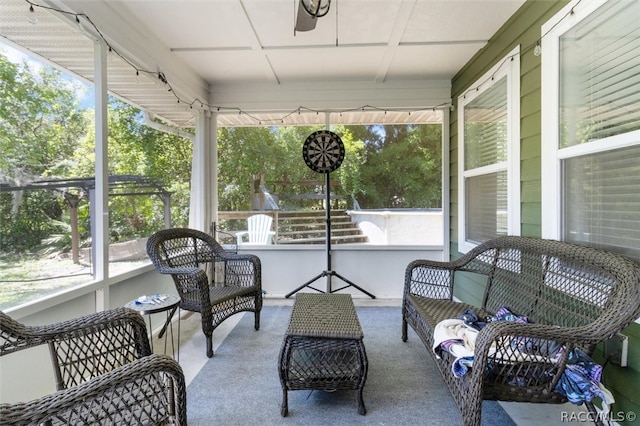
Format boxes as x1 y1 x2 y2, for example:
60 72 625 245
1 52 89 251
0 55 88 177
0 51 192 252
102 100 192 238
357 124 442 208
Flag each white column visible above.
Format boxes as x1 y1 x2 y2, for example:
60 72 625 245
210 111 219 228
189 110 213 232
442 108 450 261
93 38 109 310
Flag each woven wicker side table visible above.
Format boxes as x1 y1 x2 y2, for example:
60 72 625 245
278 293 368 416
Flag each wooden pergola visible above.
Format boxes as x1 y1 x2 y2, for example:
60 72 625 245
0 175 172 264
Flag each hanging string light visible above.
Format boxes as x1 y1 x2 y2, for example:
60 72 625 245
27 3 38 24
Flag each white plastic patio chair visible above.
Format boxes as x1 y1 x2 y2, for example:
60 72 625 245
236 214 275 245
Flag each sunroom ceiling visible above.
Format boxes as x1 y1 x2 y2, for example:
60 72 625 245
0 0 525 127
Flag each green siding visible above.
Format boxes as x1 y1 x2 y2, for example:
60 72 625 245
452 272 487 304
521 134 540 160
521 223 541 237
521 110 541 139
594 323 640 423
625 323 640 369
520 154 541 182
520 88 541 117
521 178 541 203
450 1 567 250
447 0 639 421
520 202 541 227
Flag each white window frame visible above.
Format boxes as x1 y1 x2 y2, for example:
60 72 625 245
457 46 521 254
541 0 640 240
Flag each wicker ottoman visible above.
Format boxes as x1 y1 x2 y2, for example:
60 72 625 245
278 293 368 416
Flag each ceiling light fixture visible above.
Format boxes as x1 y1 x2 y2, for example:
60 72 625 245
294 0 331 33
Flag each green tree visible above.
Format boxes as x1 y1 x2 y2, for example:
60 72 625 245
100 99 193 238
327 126 365 209
1 49 192 252
0 54 88 178
218 126 278 211
358 124 441 208
1 49 442 255
0 51 89 252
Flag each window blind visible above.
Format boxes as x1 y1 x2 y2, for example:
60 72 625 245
464 76 508 169
466 171 508 245
559 0 640 148
563 143 640 262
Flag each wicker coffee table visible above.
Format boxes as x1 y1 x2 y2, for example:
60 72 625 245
278 293 368 416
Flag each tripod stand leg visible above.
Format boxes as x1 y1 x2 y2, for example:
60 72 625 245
285 271 327 298
331 271 376 299
287 155 376 299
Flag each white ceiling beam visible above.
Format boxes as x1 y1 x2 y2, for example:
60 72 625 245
376 0 417 83
210 79 451 113
238 0 280 84
171 40 488 53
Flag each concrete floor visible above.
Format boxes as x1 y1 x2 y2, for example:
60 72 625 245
151 296 588 426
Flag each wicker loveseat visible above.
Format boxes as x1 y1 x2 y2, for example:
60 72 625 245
402 236 640 426
0 307 186 425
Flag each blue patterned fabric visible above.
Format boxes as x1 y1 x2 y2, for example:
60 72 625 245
555 348 606 405
452 356 474 377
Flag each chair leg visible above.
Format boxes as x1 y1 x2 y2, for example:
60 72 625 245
402 318 408 342
206 335 213 358
254 310 260 331
463 393 482 426
584 401 605 426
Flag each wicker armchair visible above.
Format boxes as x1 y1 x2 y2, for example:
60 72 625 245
0 307 186 425
147 227 262 358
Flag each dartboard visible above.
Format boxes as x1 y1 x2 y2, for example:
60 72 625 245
302 130 345 173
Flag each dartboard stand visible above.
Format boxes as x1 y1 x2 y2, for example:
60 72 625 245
285 130 375 299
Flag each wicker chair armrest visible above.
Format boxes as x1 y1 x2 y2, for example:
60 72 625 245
406 258 460 270
469 321 597 387
0 354 186 426
216 251 261 264
404 259 461 299
152 264 207 277
152 265 211 305
0 308 149 357
474 319 611 358
475 321 591 358
406 246 485 272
